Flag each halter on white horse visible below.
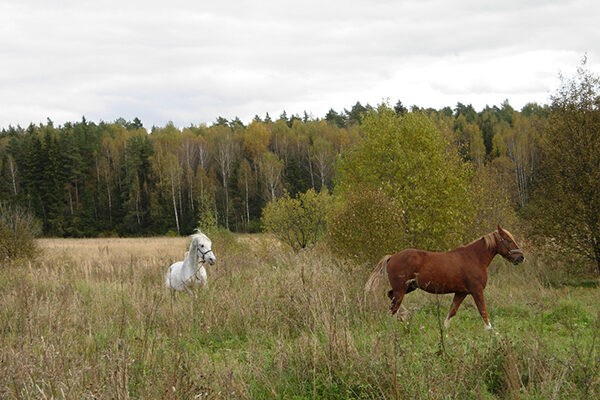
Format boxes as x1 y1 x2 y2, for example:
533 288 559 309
165 231 216 293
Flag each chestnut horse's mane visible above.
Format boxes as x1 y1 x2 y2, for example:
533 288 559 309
482 232 497 251
481 228 515 251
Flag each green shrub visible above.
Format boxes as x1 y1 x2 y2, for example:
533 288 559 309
0 204 41 261
197 193 218 235
261 189 331 251
327 188 405 262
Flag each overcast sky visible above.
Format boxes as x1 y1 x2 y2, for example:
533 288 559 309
1 0 599 129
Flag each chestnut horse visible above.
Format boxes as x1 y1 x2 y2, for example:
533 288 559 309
365 226 524 330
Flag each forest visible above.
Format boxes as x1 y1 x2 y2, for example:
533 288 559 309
1 64 599 273
0 101 540 236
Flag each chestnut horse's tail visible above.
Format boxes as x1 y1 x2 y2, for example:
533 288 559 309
364 255 392 297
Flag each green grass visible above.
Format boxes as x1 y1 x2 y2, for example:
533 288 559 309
1 235 598 399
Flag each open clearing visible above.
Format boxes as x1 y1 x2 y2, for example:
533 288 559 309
1 235 598 399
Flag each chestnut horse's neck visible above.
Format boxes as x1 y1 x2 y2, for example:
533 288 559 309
461 234 498 270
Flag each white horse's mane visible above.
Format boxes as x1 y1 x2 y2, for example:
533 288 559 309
190 229 210 243
190 232 208 242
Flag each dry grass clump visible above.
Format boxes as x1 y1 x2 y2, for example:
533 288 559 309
1 235 598 399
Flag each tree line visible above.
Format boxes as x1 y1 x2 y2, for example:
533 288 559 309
0 101 546 238
0 102 534 234
1 63 598 273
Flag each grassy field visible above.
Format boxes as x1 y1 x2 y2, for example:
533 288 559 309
1 233 598 399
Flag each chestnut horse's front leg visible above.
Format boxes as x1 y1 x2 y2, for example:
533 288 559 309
471 289 493 330
444 292 467 328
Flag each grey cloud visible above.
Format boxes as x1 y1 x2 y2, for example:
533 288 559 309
1 0 599 128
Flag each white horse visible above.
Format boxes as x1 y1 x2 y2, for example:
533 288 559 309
165 231 216 294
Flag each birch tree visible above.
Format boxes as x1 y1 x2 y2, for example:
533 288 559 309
237 158 255 229
259 151 284 202
213 127 236 229
529 60 600 274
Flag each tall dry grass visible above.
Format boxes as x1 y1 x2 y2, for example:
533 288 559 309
1 234 598 399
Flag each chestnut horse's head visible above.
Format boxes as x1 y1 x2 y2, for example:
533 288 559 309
494 225 524 265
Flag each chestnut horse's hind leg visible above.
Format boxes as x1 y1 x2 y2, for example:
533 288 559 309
444 292 467 328
471 289 493 330
387 290 410 320
388 290 407 316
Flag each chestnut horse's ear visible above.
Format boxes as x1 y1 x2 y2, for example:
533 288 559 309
497 224 502 232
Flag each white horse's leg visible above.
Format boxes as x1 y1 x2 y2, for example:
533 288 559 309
184 283 194 296
169 288 176 312
197 266 208 288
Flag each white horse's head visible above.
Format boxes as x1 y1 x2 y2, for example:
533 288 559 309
192 231 216 265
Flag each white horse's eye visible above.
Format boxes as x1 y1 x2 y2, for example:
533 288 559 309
201 244 204 248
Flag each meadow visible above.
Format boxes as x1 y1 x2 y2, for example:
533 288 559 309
1 233 598 399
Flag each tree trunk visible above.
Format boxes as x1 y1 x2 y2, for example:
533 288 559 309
306 150 315 189
223 176 229 230
188 167 194 212
68 189 74 216
245 175 250 229
171 173 180 234
133 175 141 226
8 156 18 196
178 173 183 224
104 167 112 223
595 239 600 276
135 190 141 226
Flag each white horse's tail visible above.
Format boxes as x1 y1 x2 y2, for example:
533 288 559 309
364 255 391 297
165 266 172 288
